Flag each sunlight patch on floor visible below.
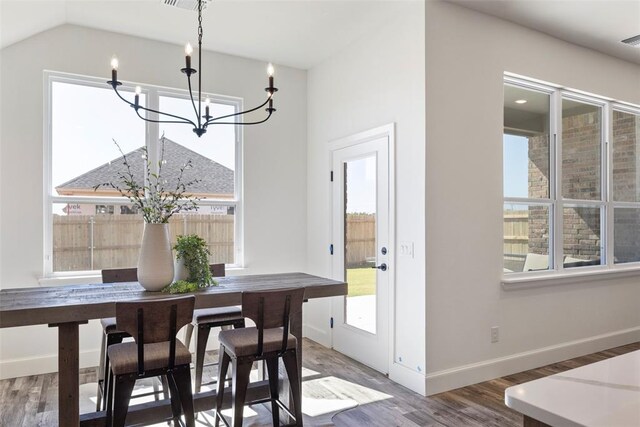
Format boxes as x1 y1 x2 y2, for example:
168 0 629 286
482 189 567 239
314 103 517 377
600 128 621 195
302 375 392 417
302 367 320 378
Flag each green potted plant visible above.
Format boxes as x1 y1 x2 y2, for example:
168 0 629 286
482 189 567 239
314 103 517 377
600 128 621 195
165 234 217 294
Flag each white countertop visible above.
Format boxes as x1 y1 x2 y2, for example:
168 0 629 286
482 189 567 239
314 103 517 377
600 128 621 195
505 350 640 427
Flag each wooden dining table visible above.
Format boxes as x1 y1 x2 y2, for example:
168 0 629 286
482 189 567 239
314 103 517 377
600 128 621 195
0 272 346 426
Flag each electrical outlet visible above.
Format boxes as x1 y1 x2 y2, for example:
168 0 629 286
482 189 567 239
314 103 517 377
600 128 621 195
491 326 499 343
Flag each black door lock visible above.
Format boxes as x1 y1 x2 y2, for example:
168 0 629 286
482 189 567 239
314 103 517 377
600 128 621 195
372 263 387 271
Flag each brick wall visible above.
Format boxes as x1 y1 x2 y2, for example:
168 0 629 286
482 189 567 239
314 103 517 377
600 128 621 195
612 110 639 202
525 110 638 263
612 110 640 263
527 134 550 256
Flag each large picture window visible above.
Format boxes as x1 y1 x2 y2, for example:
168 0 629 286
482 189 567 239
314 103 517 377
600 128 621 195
46 73 242 275
503 76 640 275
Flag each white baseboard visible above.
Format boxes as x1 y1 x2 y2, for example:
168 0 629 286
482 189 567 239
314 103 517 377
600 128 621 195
303 323 330 348
425 326 640 396
390 362 426 396
0 349 100 380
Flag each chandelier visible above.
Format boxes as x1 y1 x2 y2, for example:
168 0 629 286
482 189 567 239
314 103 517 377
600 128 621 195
107 0 277 137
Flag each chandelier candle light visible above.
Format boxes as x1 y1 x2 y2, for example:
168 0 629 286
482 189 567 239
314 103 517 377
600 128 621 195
107 0 278 137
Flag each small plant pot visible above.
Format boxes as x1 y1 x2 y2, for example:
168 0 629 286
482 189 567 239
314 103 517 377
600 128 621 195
174 257 189 283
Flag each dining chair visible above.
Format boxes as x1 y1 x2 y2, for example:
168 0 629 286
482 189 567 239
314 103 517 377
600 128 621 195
98 265 245 410
97 268 170 411
182 263 246 393
106 296 196 427
214 288 305 427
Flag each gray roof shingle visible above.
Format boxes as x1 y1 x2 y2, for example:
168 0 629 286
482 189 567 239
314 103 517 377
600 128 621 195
55 138 234 196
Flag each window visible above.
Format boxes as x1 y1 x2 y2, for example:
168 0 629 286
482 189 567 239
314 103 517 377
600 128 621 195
46 73 242 275
503 76 640 275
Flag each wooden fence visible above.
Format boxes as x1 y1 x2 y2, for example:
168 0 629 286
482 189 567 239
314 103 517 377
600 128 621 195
346 214 376 267
503 211 529 255
53 213 377 272
53 214 234 272
503 210 530 272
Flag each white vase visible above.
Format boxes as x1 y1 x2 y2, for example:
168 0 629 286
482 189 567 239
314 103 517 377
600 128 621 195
137 223 174 291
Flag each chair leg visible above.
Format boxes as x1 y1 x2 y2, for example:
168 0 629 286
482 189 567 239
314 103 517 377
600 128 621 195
172 365 196 427
282 351 303 426
103 333 125 411
195 325 211 393
96 331 107 411
160 375 170 401
215 345 231 427
184 323 195 350
105 368 115 421
111 374 136 427
266 357 280 427
231 358 253 427
166 373 183 425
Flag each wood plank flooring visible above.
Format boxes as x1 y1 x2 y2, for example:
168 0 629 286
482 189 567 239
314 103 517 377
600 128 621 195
0 339 638 426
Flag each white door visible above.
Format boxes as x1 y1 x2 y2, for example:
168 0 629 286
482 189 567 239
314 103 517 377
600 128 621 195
331 128 392 374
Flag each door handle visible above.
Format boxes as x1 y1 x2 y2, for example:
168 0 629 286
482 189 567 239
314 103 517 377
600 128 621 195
371 263 387 271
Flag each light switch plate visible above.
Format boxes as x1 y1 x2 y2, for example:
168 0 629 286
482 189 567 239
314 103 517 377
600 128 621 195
399 242 414 258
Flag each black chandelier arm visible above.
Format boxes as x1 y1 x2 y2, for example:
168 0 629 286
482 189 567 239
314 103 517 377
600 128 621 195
205 95 272 125
205 110 273 126
185 74 201 126
111 84 198 127
134 103 198 127
134 108 198 126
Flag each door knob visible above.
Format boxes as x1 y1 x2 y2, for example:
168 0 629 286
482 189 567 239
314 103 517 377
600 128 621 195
371 263 387 271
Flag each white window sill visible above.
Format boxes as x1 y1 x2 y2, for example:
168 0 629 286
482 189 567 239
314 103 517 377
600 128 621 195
38 274 102 286
502 264 640 290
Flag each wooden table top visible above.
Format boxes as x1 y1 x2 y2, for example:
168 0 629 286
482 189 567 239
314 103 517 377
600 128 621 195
0 272 346 328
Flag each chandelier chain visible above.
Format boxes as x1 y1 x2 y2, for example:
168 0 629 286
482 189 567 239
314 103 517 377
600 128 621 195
197 0 203 45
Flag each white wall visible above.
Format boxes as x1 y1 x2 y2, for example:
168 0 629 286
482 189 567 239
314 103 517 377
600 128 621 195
0 25 307 378
425 0 640 394
305 2 426 394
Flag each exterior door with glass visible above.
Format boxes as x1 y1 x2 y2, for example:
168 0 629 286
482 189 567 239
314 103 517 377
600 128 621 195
331 129 391 374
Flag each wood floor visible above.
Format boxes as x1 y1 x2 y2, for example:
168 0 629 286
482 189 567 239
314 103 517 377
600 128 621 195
0 339 638 426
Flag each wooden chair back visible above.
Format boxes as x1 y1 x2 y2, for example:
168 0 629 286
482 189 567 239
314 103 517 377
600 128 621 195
102 268 138 283
241 288 305 355
210 263 225 278
115 296 195 344
115 296 194 374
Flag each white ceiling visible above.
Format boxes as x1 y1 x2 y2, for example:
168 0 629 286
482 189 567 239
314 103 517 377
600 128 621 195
0 0 417 69
446 0 640 65
1 0 639 69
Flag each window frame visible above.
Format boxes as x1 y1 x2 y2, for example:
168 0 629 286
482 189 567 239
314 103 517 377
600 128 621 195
43 71 244 277
503 75 640 283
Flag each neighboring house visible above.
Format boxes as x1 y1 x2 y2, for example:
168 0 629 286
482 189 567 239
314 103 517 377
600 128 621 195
55 137 234 215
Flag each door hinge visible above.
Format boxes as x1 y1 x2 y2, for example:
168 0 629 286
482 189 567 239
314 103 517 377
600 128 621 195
330 317 334 328
329 244 334 255
330 170 333 182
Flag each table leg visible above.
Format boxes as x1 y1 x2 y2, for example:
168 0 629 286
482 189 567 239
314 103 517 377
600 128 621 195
289 309 303 412
49 321 86 427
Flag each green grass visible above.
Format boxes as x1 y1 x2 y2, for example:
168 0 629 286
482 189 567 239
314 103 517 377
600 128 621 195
346 268 376 297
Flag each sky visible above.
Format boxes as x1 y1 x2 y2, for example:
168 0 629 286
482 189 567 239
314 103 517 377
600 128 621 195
52 81 236 194
503 134 529 198
54 82 524 217
345 155 376 214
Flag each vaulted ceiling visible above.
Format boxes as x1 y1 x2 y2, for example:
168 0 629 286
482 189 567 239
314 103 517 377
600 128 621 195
0 0 416 69
1 0 639 69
